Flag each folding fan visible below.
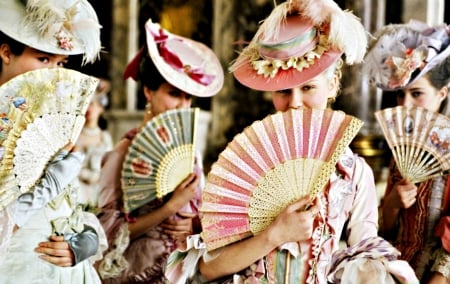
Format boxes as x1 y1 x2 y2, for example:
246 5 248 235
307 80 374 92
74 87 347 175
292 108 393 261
121 107 199 214
0 68 99 211
200 108 363 251
375 106 450 183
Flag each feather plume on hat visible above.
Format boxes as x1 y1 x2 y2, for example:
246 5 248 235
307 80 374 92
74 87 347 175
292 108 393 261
231 0 367 72
291 0 367 64
23 0 102 64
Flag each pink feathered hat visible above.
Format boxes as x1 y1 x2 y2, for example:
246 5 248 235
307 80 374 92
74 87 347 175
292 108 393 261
231 0 368 92
124 19 224 98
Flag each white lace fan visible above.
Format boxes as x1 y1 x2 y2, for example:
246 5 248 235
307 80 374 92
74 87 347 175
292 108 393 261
121 108 199 214
200 108 363 251
375 106 450 183
0 68 99 210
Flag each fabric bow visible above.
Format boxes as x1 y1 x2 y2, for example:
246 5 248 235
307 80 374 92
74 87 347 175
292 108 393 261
152 28 215 86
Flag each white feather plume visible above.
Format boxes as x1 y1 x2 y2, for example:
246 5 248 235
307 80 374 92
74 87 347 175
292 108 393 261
22 0 101 64
24 0 66 39
253 2 290 43
230 0 368 73
329 10 367 64
291 0 341 25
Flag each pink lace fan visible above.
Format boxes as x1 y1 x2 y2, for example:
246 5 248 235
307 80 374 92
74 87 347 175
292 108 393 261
375 106 450 183
200 108 363 251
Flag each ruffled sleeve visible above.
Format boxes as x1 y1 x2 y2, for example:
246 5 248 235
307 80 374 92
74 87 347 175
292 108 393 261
165 234 209 284
328 236 419 283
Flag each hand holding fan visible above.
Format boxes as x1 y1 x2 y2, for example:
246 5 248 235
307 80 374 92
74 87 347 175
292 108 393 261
121 108 199 214
0 68 99 210
200 108 363 251
375 106 450 183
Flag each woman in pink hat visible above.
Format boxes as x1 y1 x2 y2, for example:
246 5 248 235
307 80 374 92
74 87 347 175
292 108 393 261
365 20 450 283
95 18 224 283
165 0 418 283
0 0 106 283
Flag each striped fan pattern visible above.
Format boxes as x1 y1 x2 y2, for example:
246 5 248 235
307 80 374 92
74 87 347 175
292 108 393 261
201 108 363 251
0 68 99 210
375 106 450 183
121 108 199 214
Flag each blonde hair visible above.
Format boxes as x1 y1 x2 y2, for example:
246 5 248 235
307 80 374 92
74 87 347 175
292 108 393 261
325 58 344 104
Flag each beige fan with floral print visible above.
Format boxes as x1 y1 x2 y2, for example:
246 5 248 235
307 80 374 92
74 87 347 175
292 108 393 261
375 106 450 183
0 68 98 210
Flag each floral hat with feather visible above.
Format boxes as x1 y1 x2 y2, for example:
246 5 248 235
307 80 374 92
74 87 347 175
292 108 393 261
364 20 450 90
230 0 368 92
123 18 224 98
0 0 101 64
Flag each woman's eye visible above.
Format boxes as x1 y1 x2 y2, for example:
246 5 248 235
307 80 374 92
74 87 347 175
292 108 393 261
411 92 422 98
38 57 50 63
169 91 182 97
277 89 291 95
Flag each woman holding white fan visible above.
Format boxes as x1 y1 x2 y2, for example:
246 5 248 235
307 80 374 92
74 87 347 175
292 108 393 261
365 21 450 283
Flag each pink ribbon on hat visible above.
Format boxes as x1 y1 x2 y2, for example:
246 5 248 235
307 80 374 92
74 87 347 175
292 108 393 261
152 28 215 86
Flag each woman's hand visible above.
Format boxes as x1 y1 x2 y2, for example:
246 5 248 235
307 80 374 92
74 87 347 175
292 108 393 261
162 212 196 248
166 173 199 213
63 142 76 152
386 179 417 209
267 195 320 246
34 235 74 267
128 173 200 240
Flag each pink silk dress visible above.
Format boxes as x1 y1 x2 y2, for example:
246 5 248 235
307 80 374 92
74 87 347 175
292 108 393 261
96 129 203 283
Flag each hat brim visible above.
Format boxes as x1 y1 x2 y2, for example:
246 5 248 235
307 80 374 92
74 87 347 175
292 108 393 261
233 49 342 92
0 0 100 63
145 20 223 98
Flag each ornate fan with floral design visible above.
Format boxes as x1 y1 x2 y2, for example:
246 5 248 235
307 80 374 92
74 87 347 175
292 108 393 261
121 108 199 214
0 68 98 210
375 106 450 183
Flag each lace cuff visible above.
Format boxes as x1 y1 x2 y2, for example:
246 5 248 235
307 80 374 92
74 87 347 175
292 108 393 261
97 223 130 279
165 234 210 284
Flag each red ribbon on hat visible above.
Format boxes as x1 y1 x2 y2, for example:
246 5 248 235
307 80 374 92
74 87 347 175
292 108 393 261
153 28 215 86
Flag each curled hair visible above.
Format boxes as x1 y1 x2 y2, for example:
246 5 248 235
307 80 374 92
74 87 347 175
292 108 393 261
325 58 344 103
426 56 450 116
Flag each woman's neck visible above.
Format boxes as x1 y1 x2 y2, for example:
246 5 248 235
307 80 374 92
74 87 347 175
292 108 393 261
84 120 99 129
